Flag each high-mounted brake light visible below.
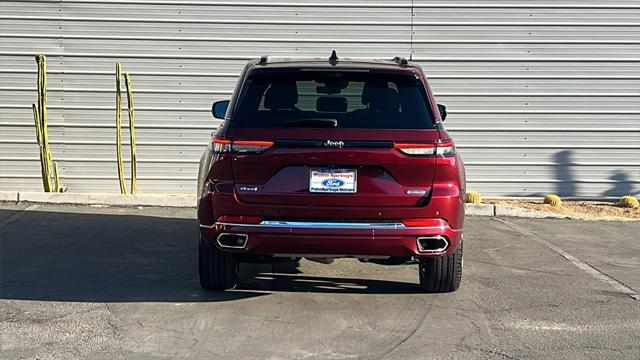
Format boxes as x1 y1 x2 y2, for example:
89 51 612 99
394 141 455 157
212 138 274 154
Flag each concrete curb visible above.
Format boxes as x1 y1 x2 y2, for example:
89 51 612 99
1 191 195 208
0 191 573 219
494 204 568 219
464 203 495 216
0 191 18 202
465 203 569 219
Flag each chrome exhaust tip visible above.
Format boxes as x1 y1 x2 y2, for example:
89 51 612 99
216 233 248 249
416 236 449 253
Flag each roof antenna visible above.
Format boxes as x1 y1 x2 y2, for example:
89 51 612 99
258 55 270 65
329 50 339 66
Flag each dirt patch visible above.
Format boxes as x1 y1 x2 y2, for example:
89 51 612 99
486 200 640 221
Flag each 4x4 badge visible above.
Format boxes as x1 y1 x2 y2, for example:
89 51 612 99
323 140 345 148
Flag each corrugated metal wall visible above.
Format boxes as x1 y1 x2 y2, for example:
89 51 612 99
1 0 639 196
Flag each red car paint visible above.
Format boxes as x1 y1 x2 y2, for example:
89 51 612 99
197 58 465 260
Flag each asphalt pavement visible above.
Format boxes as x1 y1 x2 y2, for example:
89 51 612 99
0 203 638 359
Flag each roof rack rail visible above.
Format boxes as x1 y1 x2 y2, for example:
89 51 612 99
393 56 409 66
258 55 271 65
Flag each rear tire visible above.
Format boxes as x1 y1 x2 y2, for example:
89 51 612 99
199 234 238 290
418 240 463 293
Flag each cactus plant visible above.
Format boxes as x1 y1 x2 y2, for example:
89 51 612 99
619 195 639 209
466 191 482 204
543 194 562 206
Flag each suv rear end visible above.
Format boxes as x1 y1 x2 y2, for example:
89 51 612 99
197 55 465 292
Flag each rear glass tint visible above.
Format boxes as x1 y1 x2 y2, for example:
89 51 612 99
231 70 436 129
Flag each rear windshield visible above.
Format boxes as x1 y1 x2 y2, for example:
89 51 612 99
231 70 436 129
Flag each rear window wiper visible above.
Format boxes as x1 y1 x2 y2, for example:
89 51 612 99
284 118 338 128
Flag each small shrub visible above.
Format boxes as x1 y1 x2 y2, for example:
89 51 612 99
466 191 482 204
619 195 639 209
543 194 562 206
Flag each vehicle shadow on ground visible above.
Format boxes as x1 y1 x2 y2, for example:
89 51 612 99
0 208 260 303
239 272 421 294
0 208 420 302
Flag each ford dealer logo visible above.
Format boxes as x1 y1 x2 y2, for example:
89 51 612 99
322 179 345 188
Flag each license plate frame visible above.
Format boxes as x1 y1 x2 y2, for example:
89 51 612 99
309 168 357 193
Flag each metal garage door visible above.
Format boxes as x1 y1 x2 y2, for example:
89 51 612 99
1 0 639 196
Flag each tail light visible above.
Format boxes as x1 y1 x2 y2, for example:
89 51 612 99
394 140 456 157
232 140 274 154
217 215 263 224
212 138 232 153
212 138 274 154
402 218 445 227
394 143 436 156
435 141 456 156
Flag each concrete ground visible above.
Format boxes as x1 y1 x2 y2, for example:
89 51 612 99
0 203 638 360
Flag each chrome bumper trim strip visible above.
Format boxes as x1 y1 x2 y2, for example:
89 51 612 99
262 220 407 229
211 221 407 229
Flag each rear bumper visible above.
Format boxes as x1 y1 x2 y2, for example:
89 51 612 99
200 220 462 257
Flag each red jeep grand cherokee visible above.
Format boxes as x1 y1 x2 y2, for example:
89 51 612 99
197 53 466 292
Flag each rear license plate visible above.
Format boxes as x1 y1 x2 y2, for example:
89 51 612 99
309 169 357 193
